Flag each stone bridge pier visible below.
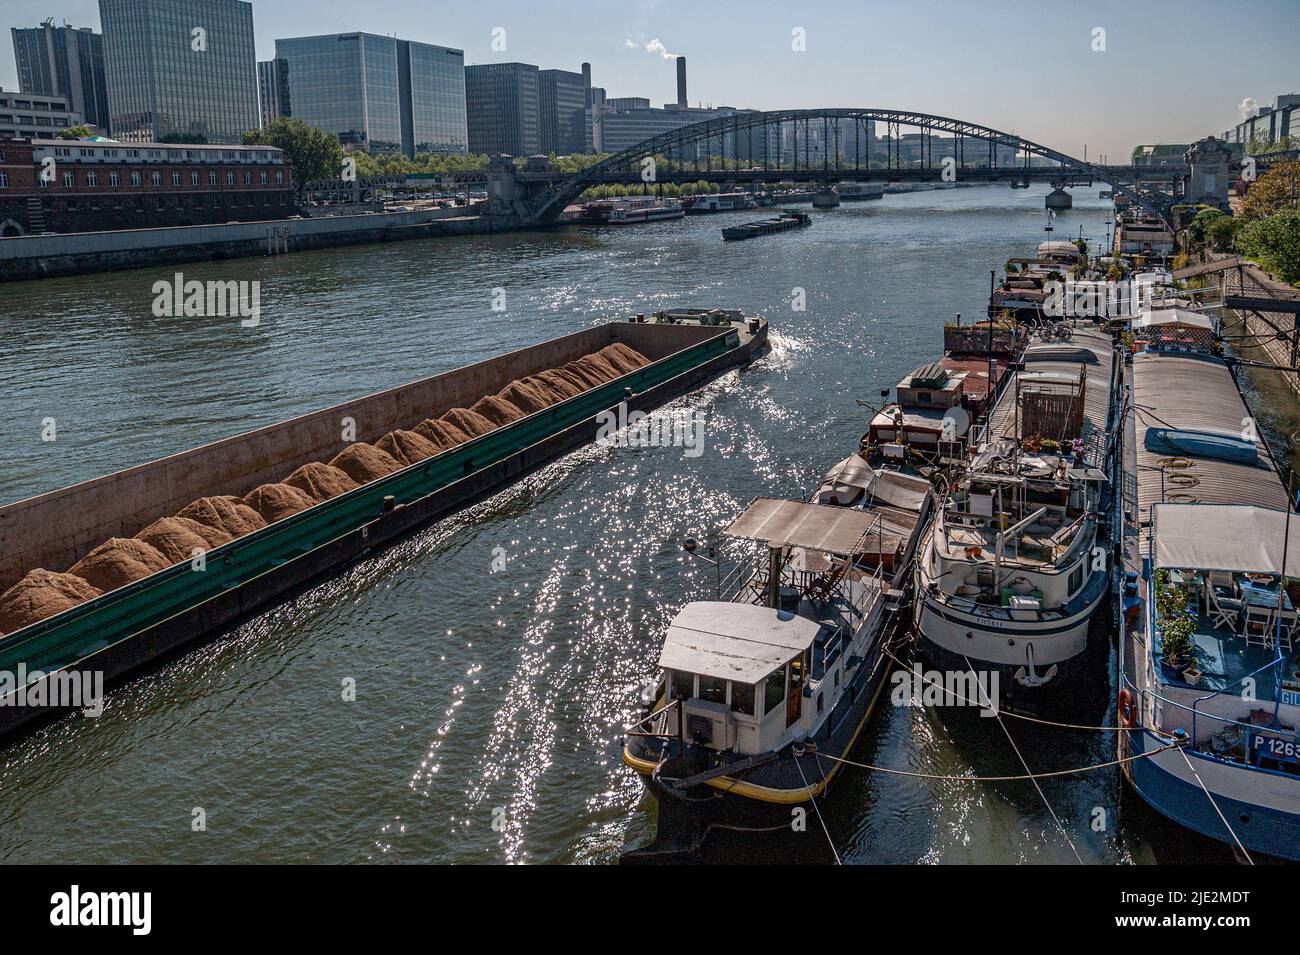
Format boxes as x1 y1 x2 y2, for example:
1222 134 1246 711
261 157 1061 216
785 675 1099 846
486 155 557 219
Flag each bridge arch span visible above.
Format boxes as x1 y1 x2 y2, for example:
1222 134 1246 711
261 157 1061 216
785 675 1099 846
531 108 1166 222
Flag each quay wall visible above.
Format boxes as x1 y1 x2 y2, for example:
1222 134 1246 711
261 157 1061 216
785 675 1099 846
1215 255 1300 398
0 205 534 282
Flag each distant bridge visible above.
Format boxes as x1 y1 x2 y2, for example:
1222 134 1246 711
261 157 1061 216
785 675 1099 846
519 109 1184 222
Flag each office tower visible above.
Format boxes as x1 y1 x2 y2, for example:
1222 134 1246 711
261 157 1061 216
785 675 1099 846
465 62 540 156
11 20 110 131
257 58 290 127
274 33 467 156
539 68 587 155
99 0 259 143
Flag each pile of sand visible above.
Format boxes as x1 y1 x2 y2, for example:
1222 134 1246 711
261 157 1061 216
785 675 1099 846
68 538 172 593
469 395 525 427
440 408 496 438
329 443 404 484
243 483 317 524
375 429 442 466
533 369 586 400
0 569 103 635
136 516 234 564
601 343 650 373
0 343 659 633
283 462 359 502
177 495 268 538
497 379 555 415
413 418 470 450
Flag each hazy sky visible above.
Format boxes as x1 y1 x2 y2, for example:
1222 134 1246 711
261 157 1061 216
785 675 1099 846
3 0 1296 159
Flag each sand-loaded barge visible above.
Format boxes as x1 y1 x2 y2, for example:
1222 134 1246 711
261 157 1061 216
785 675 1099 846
721 210 811 241
0 313 767 739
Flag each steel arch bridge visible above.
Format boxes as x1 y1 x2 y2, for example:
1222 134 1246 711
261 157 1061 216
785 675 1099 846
529 108 1174 222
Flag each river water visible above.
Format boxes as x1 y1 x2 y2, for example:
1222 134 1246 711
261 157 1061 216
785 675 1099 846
0 184 1236 864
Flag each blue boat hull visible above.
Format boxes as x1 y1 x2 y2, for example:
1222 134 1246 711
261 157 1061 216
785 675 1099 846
1127 731 1300 861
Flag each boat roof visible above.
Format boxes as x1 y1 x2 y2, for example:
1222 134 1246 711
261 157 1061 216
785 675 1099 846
986 326 1113 466
659 601 821 683
1132 351 1287 528
1154 503 1300 574
724 498 881 556
1134 307 1213 330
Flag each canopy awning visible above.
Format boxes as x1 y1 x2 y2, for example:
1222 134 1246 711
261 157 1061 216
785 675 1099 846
1134 307 1213 331
658 601 821 684
724 498 881 556
1155 503 1300 574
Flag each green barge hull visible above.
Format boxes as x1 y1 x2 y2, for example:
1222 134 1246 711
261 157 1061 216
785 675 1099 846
0 316 767 739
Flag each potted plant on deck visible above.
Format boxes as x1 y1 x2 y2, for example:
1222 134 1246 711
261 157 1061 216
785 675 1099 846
1160 612 1197 679
1155 571 1197 679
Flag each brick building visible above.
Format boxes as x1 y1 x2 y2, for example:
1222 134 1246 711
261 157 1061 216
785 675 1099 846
0 138 294 235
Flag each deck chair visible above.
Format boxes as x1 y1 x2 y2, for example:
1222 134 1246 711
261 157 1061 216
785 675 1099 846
1208 586 1242 634
1244 604 1274 646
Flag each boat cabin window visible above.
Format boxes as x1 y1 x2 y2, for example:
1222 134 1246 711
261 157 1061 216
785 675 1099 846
699 675 727 705
730 681 755 717
763 669 786 716
1069 563 1083 596
787 655 807 727
670 670 693 701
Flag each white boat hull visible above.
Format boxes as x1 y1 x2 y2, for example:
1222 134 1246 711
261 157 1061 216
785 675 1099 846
913 584 1100 687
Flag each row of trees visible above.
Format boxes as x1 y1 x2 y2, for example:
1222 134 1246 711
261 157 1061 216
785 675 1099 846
1186 159 1300 285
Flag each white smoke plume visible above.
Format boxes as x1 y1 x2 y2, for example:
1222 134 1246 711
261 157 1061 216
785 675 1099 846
1239 96 1259 120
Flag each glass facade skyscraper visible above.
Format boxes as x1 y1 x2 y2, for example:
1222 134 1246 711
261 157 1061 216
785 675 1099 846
11 22 110 132
539 68 587 156
465 62 540 157
257 58 290 128
99 0 259 144
275 33 466 157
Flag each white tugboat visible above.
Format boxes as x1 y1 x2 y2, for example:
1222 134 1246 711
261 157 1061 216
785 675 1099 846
913 325 1121 691
622 455 932 858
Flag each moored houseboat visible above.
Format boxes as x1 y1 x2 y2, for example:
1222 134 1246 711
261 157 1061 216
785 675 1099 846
1118 346 1300 860
912 325 1122 693
579 196 685 224
684 192 757 215
622 452 932 857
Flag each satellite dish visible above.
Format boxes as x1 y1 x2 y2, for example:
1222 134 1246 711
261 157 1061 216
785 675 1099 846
942 405 971 440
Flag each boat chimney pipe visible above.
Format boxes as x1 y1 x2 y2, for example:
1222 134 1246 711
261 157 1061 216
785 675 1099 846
767 540 785 609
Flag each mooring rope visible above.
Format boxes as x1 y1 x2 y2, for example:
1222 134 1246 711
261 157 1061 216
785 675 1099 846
793 754 841 865
812 741 1179 782
880 645 1134 731
1176 746 1255 865
962 651 1084 863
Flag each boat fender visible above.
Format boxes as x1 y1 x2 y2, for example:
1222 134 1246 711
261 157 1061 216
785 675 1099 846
1118 688 1136 728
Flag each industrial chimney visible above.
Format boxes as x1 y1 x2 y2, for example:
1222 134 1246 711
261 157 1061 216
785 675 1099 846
676 56 687 107
581 61 592 104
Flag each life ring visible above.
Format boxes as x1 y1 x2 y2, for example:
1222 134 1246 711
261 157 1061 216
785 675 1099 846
1118 688 1137 728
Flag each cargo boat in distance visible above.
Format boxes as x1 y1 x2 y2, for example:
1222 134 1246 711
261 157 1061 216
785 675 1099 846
0 314 767 740
622 446 933 859
721 209 811 241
